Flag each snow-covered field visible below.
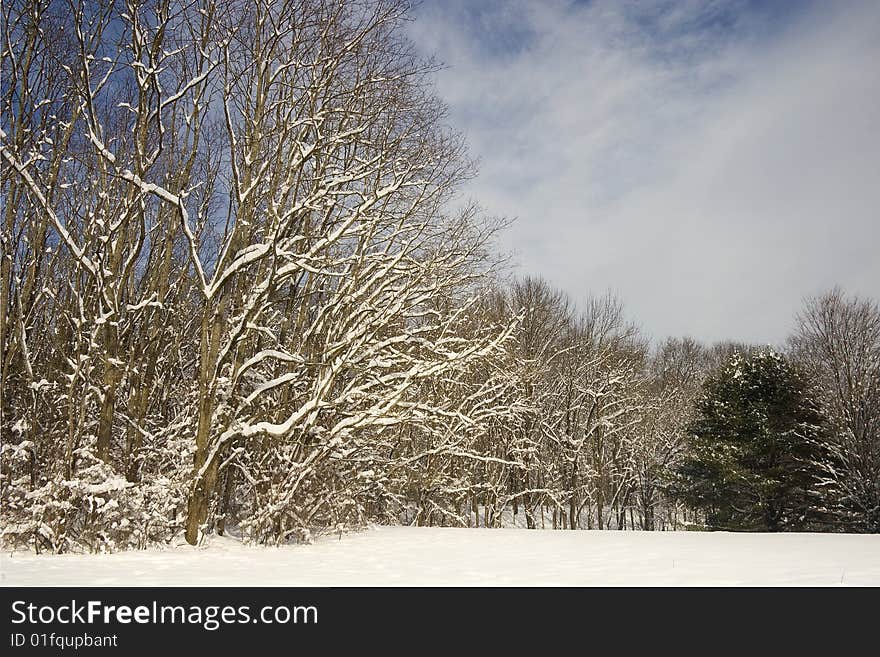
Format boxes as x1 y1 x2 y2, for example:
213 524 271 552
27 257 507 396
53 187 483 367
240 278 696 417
2 526 879 586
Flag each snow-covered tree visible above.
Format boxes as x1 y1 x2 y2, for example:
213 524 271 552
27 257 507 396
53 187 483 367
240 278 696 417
672 350 831 531
1 0 519 550
789 289 880 532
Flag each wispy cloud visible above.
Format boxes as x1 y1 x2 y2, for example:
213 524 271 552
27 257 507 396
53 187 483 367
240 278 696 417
409 0 880 344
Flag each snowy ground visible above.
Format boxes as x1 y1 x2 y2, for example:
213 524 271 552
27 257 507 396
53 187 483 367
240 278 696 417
3 526 879 586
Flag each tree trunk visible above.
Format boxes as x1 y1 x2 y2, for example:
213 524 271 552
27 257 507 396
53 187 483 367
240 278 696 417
217 464 236 536
185 309 223 545
95 323 120 462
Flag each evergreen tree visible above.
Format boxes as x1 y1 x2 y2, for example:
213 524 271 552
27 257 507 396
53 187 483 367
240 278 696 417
672 350 830 531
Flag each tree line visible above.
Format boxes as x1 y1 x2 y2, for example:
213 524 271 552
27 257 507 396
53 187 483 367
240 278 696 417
2 0 877 552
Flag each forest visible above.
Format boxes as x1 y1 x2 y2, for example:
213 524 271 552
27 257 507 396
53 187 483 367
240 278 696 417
2 0 878 553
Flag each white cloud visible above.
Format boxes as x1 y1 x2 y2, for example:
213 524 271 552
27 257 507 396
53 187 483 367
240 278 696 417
409 0 880 344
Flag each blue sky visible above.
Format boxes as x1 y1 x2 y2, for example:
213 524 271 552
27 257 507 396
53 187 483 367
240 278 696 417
407 0 880 345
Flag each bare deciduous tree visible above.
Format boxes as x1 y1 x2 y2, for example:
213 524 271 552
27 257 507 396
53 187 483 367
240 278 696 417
789 288 880 531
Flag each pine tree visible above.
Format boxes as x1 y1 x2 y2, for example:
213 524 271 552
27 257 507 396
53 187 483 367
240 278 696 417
672 350 831 531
